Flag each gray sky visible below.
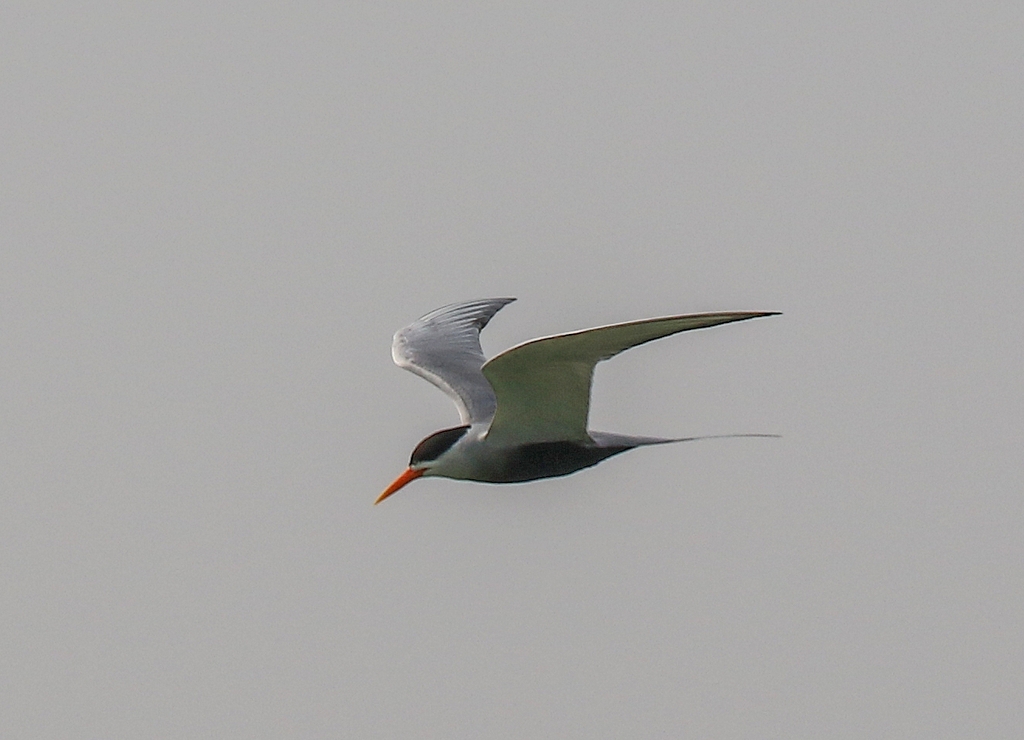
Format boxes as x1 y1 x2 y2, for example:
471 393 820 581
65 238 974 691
3 2 1022 738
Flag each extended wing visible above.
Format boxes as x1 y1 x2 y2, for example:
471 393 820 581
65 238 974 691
481 311 778 445
392 298 516 424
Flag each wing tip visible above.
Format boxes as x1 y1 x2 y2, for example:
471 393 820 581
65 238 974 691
713 310 782 323
727 310 781 318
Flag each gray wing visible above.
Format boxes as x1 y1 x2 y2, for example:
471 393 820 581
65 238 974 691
392 298 516 424
481 311 779 445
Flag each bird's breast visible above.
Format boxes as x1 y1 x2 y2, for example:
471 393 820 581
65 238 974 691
437 434 632 484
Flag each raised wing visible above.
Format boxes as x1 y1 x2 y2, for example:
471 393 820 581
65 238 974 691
481 311 779 445
392 298 516 424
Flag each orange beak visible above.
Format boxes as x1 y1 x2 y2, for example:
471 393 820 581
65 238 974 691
375 467 425 505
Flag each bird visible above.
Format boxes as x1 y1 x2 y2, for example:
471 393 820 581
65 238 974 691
377 298 778 504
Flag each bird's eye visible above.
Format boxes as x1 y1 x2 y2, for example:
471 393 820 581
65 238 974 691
410 425 470 466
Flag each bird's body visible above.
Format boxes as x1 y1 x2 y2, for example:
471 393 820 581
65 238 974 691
408 424 666 484
378 298 778 503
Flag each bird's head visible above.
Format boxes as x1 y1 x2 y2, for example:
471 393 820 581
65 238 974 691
375 425 471 504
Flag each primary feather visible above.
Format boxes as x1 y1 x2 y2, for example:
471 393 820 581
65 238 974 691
391 298 515 424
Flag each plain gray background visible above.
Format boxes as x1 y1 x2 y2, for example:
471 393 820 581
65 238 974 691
3 2 1022 738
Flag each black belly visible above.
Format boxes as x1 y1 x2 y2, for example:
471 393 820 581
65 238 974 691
494 441 634 483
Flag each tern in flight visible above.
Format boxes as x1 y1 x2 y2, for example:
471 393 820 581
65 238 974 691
377 298 778 504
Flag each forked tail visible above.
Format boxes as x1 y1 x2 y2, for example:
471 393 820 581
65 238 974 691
588 431 780 449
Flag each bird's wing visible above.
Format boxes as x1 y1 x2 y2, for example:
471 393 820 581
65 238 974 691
392 298 516 424
481 311 779 445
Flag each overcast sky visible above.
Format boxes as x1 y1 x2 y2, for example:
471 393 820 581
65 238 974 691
3 2 1022 738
